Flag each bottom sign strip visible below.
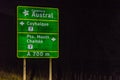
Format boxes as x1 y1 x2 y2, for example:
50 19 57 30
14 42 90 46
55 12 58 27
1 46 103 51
17 51 59 58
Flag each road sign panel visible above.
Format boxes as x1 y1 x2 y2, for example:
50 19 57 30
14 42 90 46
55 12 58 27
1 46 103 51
18 20 58 33
18 34 59 51
17 6 59 20
17 6 59 58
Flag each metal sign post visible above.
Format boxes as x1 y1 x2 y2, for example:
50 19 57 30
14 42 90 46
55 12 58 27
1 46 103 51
49 59 52 80
23 58 26 80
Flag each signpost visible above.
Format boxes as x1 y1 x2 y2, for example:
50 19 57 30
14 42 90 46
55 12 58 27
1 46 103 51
17 6 59 80
17 6 59 58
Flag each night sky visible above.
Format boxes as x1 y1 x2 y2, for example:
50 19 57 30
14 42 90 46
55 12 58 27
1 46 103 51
1 0 120 77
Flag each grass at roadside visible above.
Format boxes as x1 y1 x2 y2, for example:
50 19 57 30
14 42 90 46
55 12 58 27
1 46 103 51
0 70 22 80
0 70 49 80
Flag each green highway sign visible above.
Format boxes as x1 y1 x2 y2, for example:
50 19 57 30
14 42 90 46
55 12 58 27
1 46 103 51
17 6 58 20
17 6 59 58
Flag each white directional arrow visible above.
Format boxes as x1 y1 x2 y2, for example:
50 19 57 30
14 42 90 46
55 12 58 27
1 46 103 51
51 37 56 42
23 9 29 16
19 21 24 26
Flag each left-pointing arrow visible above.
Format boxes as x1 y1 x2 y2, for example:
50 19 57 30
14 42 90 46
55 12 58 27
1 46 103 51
20 21 24 26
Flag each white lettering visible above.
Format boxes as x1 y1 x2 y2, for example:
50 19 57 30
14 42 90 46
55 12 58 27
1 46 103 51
27 21 49 27
37 35 49 39
45 53 50 56
27 34 35 38
27 39 43 44
33 52 44 56
31 9 53 19
27 52 31 56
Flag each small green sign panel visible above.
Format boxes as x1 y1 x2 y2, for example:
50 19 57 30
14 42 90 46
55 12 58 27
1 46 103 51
17 6 59 58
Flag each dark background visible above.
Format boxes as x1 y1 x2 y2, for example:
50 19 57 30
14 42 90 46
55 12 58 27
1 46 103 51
1 0 120 79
